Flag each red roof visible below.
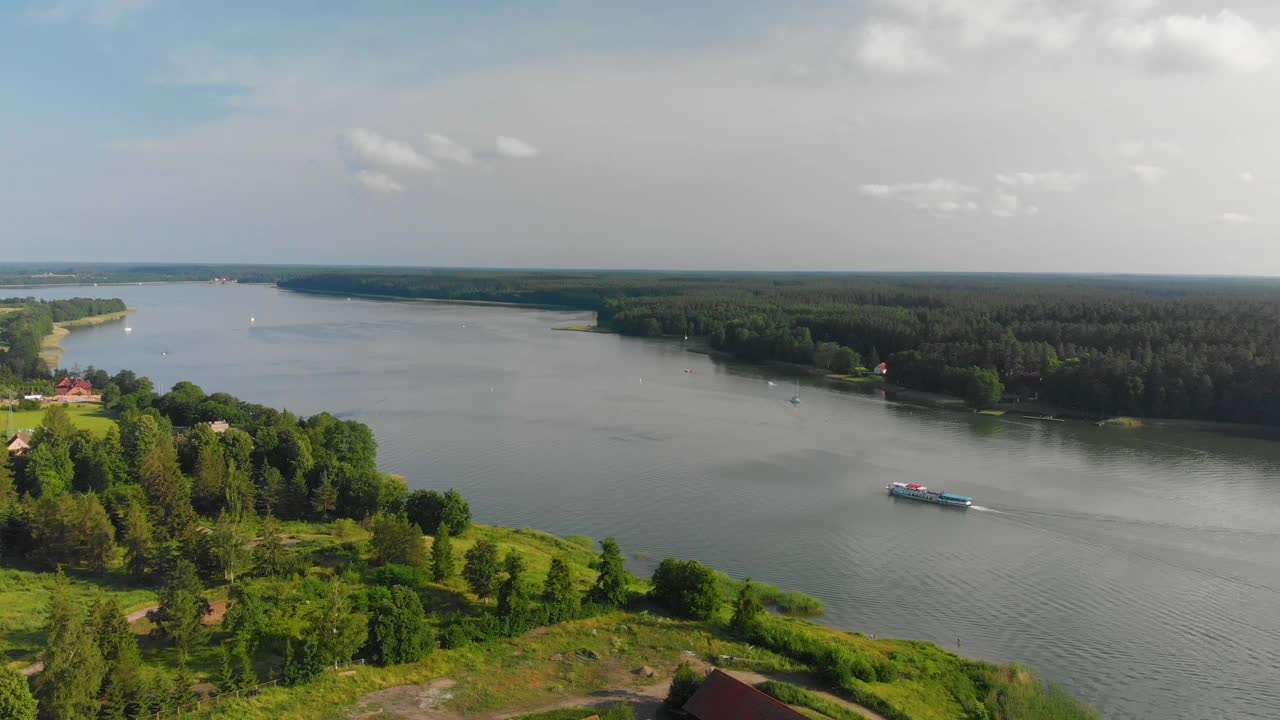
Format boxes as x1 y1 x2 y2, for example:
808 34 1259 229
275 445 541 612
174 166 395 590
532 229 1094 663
682 669 807 720
54 379 93 395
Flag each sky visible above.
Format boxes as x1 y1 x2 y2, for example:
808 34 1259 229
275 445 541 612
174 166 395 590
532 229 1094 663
2 0 1279 273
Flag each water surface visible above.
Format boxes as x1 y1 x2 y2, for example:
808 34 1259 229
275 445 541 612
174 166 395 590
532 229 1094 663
34 283 1280 720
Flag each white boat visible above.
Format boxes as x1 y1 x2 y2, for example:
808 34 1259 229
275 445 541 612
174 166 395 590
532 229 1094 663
767 380 777 387
790 380 801 405
124 327 132 333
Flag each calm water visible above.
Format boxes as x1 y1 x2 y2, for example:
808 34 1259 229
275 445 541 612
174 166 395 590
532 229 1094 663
31 283 1280 720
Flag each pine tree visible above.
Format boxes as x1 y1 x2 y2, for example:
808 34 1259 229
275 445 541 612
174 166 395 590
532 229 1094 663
589 537 629 608
462 539 501 599
33 572 106 720
172 662 197 714
311 475 338 520
730 579 765 636
234 637 258 691
430 522 455 581
149 559 211 663
543 556 580 623
140 440 196 538
252 514 291 577
496 551 529 618
120 498 155 579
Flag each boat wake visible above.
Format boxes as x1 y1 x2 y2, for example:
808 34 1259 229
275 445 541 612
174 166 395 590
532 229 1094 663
969 505 1002 513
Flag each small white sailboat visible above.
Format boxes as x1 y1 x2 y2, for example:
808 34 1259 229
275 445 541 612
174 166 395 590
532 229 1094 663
123 326 132 333
767 380 777 387
790 380 801 405
250 316 256 325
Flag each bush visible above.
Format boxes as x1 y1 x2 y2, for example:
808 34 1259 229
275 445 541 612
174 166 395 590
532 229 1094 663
370 563 431 589
651 558 720 619
664 661 705 711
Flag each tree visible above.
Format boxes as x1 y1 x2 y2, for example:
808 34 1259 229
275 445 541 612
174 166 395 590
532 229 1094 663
33 573 106 720
462 538 501 599
209 511 253 584
406 489 471 536
310 577 368 668
23 441 74 498
120 499 156 579
0 456 14 516
191 440 228 516
148 560 211 663
965 367 1004 409
252 514 294 577
311 475 338 520
119 412 162 479
90 595 145 712
140 440 196 538
496 551 529 618
650 558 720 620
543 557 579 623
589 537 629 608
369 513 426 567
30 492 115 572
430 522 456 581
218 636 256 693
0 666 37 720
367 585 435 665
730 579 765 636
664 661 705 712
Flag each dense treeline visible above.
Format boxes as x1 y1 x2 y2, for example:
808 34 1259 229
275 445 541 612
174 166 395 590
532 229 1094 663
0 264 315 287
284 271 1280 424
0 297 127 378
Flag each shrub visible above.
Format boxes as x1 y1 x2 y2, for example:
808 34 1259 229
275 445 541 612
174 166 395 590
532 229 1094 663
651 558 719 619
664 661 705 711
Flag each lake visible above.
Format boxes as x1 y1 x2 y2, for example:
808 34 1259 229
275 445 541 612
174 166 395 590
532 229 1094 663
29 282 1280 720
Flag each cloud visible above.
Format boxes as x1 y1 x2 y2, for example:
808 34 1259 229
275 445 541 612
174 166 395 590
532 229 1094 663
337 128 433 172
425 133 474 165
990 190 1039 218
860 177 982 215
494 136 540 159
353 170 403 194
879 0 1086 52
1240 171 1255 183
1104 10 1274 73
1129 164 1167 184
1217 212 1254 225
29 0 153 26
857 22 950 75
995 171 1083 191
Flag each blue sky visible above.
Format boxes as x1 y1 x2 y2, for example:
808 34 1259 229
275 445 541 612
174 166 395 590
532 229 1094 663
3 1 1279 272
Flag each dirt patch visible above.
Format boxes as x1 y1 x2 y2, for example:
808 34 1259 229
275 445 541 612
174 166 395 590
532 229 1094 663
204 599 228 625
356 678 460 720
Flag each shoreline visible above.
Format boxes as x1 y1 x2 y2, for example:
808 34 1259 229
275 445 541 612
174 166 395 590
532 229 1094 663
39 308 136 366
280 285 585 311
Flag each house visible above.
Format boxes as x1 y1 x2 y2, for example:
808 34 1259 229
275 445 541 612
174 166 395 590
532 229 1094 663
7 432 31 455
682 669 808 720
873 362 888 376
54 377 94 397
207 420 231 434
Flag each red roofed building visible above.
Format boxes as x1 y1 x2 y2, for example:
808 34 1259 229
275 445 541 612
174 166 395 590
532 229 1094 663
682 669 807 720
54 377 94 397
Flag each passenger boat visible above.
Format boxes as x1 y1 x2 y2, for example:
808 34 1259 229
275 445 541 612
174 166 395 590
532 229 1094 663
887 481 972 508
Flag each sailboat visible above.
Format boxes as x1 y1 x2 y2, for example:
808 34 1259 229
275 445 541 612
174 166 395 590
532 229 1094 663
790 380 801 405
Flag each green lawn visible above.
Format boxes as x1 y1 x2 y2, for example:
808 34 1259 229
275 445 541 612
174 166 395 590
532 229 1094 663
6 403 116 437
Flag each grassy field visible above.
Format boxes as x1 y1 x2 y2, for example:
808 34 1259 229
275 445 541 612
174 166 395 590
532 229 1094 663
6 402 116 437
827 371 885 386
0 568 155 667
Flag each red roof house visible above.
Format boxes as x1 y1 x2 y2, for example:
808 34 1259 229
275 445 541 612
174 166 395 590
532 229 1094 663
54 378 94 396
682 669 808 720
7 432 31 455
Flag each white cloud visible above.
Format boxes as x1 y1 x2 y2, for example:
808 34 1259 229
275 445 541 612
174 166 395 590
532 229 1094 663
990 190 1039 218
1104 10 1274 73
353 170 403 194
425 133 474 165
494 135 540 159
1240 171 1255 183
1130 164 1167 184
860 177 982 214
338 128 433 172
1218 212 1254 225
857 22 950 75
995 170 1084 191
880 0 1085 52
29 0 153 26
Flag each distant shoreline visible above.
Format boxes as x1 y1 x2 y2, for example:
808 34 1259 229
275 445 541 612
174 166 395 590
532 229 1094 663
40 309 136 366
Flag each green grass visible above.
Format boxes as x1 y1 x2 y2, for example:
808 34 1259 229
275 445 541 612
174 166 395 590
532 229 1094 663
6 403 116 437
978 409 1006 416
757 680 865 720
827 372 884 386
714 572 824 616
0 567 155 666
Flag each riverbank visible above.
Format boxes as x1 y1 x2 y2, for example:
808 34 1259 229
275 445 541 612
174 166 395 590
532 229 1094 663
551 324 614 333
38 308 135 365
282 286 578 311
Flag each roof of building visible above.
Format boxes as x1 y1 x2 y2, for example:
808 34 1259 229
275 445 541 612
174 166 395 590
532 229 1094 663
54 379 93 394
682 669 808 720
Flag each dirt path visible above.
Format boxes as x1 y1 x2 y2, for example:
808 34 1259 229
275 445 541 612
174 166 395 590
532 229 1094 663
718 668 888 720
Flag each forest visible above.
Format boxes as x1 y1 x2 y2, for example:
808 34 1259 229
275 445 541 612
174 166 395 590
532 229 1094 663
281 271 1280 425
0 369 1097 720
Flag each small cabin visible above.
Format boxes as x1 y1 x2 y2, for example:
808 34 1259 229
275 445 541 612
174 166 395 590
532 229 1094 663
7 432 31 455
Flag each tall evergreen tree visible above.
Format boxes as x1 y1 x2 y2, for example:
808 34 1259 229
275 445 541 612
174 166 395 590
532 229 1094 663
310 475 338 520
120 498 155 580
33 573 106 720
140 440 196 538
543 557 580 623
589 537 629 608
251 514 292 577
148 560 211 663
730 579 765 636
496 551 529 618
462 538 501 600
430 522 455 581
